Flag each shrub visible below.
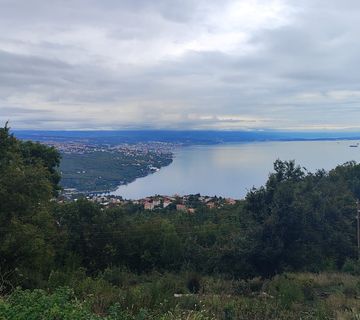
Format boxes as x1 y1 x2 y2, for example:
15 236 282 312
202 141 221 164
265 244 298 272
101 267 135 287
247 277 264 293
223 301 236 320
178 295 201 311
187 274 201 294
0 287 102 320
342 259 360 276
75 277 120 315
267 275 304 309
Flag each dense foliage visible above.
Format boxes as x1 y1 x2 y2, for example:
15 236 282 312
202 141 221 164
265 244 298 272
0 124 60 289
54 158 359 279
2 124 360 318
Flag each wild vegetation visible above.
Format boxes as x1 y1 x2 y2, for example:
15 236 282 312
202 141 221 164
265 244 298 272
2 124 360 319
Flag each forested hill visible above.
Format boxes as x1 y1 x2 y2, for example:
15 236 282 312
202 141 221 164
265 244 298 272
3 124 360 319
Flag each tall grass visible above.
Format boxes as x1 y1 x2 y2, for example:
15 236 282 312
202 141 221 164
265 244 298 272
2 271 360 319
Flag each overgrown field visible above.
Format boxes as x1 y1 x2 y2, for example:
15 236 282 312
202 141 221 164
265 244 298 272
2 272 360 319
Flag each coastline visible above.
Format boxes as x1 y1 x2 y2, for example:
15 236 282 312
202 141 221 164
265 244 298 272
107 139 360 200
61 155 174 196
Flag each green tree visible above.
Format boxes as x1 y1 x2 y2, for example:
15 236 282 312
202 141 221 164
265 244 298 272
0 124 60 289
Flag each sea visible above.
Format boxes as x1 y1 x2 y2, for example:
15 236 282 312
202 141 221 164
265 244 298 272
111 140 360 199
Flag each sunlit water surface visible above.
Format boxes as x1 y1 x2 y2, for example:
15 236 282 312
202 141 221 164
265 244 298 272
111 140 360 199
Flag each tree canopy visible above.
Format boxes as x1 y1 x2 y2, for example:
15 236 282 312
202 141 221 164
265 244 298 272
1 124 360 289
0 124 60 288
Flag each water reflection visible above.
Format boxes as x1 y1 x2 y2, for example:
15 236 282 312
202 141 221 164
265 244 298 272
111 140 360 199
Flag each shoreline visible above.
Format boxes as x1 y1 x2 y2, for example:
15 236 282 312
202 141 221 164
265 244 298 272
61 156 174 196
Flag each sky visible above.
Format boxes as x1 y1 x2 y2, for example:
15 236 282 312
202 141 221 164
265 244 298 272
1 0 360 130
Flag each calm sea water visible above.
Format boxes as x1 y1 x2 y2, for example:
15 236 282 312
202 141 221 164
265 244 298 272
111 140 360 199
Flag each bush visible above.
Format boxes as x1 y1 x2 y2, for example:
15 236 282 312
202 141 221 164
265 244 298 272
101 267 135 287
0 287 102 320
47 268 87 290
247 277 264 293
234 277 265 296
178 295 201 311
267 275 304 309
187 274 201 294
223 301 236 320
342 259 360 275
75 277 120 315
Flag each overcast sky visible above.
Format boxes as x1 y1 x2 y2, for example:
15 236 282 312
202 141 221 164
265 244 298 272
1 0 360 130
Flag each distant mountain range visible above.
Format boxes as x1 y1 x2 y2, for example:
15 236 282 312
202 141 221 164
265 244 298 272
13 130 360 145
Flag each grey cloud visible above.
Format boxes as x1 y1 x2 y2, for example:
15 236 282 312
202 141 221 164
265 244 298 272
1 0 360 129
0 106 51 115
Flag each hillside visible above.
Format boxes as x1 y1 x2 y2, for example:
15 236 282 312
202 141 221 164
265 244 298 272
2 125 360 319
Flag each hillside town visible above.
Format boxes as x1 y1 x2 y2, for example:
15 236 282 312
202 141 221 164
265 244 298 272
43 140 177 156
59 193 238 212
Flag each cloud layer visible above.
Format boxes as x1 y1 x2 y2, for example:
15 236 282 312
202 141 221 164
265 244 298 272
1 0 360 130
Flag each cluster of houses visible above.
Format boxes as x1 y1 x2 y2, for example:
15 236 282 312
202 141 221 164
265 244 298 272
45 141 101 154
46 140 176 156
84 194 237 212
109 142 176 156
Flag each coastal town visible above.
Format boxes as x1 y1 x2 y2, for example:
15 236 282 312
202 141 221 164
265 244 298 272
59 193 238 213
44 140 177 156
41 139 176 193
41 139 238 212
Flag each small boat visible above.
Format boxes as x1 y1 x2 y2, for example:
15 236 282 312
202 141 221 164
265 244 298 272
349 144 359 148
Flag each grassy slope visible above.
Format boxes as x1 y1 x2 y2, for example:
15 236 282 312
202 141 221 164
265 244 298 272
2 272 360 319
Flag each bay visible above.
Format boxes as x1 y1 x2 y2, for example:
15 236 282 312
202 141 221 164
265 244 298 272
111 140 360 199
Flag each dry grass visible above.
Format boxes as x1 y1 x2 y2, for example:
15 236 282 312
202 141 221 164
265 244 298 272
293 272 359 288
